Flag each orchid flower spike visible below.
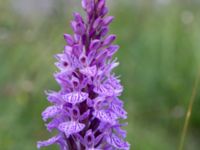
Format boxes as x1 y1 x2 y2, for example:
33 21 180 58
37 0 130 149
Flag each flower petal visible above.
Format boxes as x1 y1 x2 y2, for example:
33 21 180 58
84 129 95 147
37 135 60 149
46 117 63 132
102 35 116 46
107 134 130 150
103 16 114 26
93 110 117 125
42 106 61 121
45 91 62 104
80 66 97 77
107 45 119 57
58 121 85 137
90 39 101 50
64 34 74 45
62 92 88 104
94 84 113 96
111 103 127 119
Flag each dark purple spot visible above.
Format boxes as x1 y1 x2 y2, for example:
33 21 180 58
87 136 92 142
73 109 78 116
81 57 86 64
63 61 68 67
73 81 78 87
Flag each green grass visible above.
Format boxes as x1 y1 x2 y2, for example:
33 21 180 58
0 0 200 150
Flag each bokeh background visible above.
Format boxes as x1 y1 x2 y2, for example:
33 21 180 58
0 0 200 149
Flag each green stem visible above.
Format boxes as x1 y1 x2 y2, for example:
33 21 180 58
178 71 200 150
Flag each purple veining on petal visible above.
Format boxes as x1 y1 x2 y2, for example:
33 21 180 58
93 110 117 125
58 121 85 137
80 65 97 77
62 91 88 104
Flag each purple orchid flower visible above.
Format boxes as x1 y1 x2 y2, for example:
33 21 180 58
37 0 130 149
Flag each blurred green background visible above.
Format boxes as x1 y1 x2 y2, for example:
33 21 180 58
0 0 200 149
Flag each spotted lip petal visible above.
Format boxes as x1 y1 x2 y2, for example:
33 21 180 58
62 91 88 104
93 110 117 125
94 81 123 97
58 121 85 137
93 84 114 96
80 65 97 77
